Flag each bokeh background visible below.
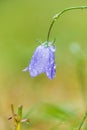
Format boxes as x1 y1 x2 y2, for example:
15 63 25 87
0 0 87 130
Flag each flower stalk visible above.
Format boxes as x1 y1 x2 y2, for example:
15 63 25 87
11 104 22 130
8 104 30 130
47 6 87 41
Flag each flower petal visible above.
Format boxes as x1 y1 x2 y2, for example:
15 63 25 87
22 66 29 72
45 46 56 79
29 45 50 77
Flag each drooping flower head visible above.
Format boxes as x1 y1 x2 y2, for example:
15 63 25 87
23 41 56 79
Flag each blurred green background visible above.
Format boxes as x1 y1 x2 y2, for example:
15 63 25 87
0 0 87 130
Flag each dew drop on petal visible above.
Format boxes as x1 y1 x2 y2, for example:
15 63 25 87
50 46 56 52
54 65 56 69
30 69 38 77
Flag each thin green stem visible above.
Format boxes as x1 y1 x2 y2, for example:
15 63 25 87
47 6 87 41
78 112 87 130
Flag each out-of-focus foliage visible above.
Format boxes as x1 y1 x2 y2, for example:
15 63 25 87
0 0 87 130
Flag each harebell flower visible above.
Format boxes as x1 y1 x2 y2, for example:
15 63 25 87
23 6 87 80
23 41 56 79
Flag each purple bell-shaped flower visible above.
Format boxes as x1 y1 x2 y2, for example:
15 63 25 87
23 41 56 79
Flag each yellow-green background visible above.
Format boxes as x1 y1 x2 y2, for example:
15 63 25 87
0 0 87 130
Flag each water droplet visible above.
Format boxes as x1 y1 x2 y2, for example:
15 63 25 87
54 65 56 69
50 46 55 52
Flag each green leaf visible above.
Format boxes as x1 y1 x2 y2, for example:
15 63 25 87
41 103 75 121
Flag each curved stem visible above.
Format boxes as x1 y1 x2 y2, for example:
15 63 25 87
47 6 87 41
